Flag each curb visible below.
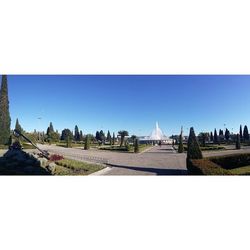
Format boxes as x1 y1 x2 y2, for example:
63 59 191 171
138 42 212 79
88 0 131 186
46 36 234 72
90 166 113 176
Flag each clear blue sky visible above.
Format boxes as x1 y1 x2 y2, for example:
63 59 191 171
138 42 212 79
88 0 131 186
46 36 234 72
6 75 250 136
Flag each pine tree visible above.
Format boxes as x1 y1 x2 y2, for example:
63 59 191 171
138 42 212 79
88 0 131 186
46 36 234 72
243 125 249 141
236 134 241 150
84 134 90 150
214 129 218 144
134 139 139 153
187 127 203 169
0 75 11 145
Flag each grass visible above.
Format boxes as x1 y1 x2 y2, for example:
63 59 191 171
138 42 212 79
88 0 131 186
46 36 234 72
56 142 84 148
99 144 153 153
54 158 104 175
229 166 250 175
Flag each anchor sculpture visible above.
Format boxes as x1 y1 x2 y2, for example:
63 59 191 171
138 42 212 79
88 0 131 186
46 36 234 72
13 129 50 160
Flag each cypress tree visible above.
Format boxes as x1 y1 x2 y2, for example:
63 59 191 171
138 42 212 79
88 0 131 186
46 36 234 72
214 129 218 144
79 130 84 141
15 118 22 133
112 132 115 145
240 125 243 141
225 128 230 141
74 125 80 141
0 75 11 145
178 130 184 153
243 125 249 141
134 139 139 153
186 127 203 169
107 130 111 143
236 134 241 150
49 122 54 133
84 135 90 150
210 132 214 142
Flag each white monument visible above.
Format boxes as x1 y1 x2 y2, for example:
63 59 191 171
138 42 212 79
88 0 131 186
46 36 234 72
139 122 173 144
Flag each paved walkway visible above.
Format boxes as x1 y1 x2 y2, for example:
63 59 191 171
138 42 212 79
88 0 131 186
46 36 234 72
37 144 187 175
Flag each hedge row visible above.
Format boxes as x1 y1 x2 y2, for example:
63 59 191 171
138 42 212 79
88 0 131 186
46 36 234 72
188 153 250 175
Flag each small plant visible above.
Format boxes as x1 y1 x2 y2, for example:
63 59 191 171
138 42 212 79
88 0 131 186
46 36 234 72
50 154 64 162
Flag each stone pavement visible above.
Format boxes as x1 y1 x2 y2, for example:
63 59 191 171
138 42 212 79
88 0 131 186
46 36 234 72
37 144 187 175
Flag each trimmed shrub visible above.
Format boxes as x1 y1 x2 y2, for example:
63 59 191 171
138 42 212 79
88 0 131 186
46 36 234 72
134 139 139 153
210 153 250 170
178 135 184 153
84 135 90 150
188 159 232 175
236 134 241 150
187 127 203 171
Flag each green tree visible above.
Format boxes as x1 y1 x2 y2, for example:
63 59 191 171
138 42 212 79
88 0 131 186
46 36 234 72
243 125 249 141
99 130 105 143
74 125 80 141
131 135 137 145
134 138 139 153
0 75 11 145
225 128 230 141
240 125 243 141
84 134 90 150
236 134 241 150
49 122 54 133
210 132 213 142
80 130 84 141
178 130 184 153
214 129 218 144
15 118 23 133
112 132 115 145
118 130 129 147
187 127 203 170
61 129 73 141
107 130 111 144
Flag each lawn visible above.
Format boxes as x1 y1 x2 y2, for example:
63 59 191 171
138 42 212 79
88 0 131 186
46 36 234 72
99 144 153 153
229 166 250 175
54 158 104 175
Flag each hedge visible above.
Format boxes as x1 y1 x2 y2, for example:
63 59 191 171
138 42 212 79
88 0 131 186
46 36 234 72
188 153 250 175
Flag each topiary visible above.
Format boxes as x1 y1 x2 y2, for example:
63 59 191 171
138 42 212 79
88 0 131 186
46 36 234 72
134 139 139 153
187 127 203 171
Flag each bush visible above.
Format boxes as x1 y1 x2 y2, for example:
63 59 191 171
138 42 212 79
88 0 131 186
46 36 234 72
188 159 231 175
210 153 250 170
188 153 250 175
84 135 90 150
134 139 139 153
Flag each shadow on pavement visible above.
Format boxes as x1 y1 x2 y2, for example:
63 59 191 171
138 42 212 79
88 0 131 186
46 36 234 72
107 164 188 175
